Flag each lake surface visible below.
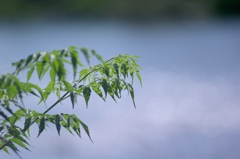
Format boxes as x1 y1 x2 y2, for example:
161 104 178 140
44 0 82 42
0 18 239 77
1 18 240 159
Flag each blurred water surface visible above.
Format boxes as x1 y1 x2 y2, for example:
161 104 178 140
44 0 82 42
0 18 239 76
0 18 240 159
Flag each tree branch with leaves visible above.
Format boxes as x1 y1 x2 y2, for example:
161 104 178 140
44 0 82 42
0 46 142 157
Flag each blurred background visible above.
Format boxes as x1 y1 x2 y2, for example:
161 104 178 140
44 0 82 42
0 0 240 20
1 0 240 159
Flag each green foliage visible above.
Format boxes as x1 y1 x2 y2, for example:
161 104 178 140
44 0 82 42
0 46 142 156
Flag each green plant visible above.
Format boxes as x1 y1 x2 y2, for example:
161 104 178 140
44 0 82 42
0 46 142 158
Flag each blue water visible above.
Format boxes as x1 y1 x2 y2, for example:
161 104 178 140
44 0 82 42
1 18 240 159
1 18 239 77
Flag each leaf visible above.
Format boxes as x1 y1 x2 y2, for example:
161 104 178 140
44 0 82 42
41 65 50 79
37 117 45 137
24 55 33 67
107 83 117 102
60 120 73 135
8 115 18 125
50 68 56 85
6 85 18 99
83 87 91 107
101 79 108 98
39 81 54 103
26 67 35 82
128 84 136 108
10 138 28 149
113 63 119 78
63 80 73 91
130 70 134 85
102 66 109 77
66 115 72 128
92 83 105 101
1 77 12 89
79 120 93 142
36 62 44 79
70 115 81 137
81 48 90 64
55 60 66 80
56 88 60 99
5 141 23 159
70 51 78 79
0 75 6 88
2 146 9 154
120 63 128 79
7 126 29 144
91 50 103 62
55 114 61 136
23 117 32 132
136 71 142 87
112 79 121 98
14 109 25 117
70 92 77 109
79 68 89 80
25 83 43 97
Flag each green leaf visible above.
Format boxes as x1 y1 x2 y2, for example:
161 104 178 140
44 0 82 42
5 141 22 159
37 117 45 137
92 83 105 101
0 75 6 88
70 116 81 137
0 89 4 98
70 51 78 79
24 55 33 67
91 50 103 62
81 48 90 64
54 60 66 80
112 79 121 98
63 80 73 91
56 88 60 99
61 120 73 135
128 84 136 108
41 65 50 79
103 66 109 77
70 92 77 109
23 117 32 132
120 63 128 79
25 83 43 97
1 76 12 89
39 81 54 103
50 68 56 84
101 79 108 98
79 120 93 142
26 67 35 82
83 87 91 107
8 115 19 125
113 63 119 78
130 70 134 85
36 62 44 79
107 83 117 102
6 85 18 99
10 138 28 149
136 71 142 87
2 146 9 154
79 68 89 80
14 109 25 117
55 114 61 136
